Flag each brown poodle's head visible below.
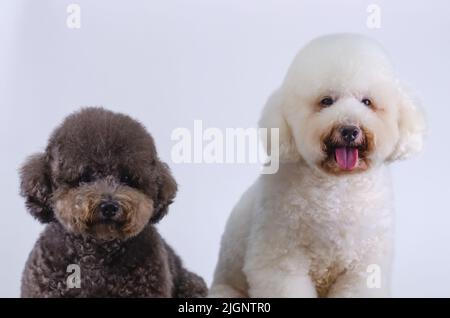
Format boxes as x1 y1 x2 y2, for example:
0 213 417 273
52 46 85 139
20 107 177 241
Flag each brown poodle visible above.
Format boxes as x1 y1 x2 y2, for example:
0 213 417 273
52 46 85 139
20 107 207 298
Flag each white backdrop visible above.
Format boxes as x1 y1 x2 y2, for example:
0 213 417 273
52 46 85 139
0 0 449 297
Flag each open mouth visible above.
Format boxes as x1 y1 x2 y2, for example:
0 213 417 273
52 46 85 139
321 126 373 174
334 146 359 171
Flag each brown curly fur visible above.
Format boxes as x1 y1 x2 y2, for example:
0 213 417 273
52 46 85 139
20 107 207 298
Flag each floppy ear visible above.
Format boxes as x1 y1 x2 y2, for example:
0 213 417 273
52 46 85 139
388 87 426 161
258 89 300 162
20 153 54 223
150 160 177 223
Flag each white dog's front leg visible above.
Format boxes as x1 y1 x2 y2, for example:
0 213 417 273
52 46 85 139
246 267 317 298
244 248 317 298
327 259 391 298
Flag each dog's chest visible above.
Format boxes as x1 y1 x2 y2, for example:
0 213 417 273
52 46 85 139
57 248 171 297
43 228 173 297
267 167 393 293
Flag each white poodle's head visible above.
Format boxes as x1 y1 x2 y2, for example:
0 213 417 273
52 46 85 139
260 34 425 175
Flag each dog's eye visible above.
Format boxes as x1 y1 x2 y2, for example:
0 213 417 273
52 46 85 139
79 171 92 184
362 98 372 107
320 97 334 106
120 174 136 187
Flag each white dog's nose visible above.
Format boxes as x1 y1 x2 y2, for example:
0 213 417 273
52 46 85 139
340 125 360 143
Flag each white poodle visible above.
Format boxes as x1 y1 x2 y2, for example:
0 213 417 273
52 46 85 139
209 34 425 298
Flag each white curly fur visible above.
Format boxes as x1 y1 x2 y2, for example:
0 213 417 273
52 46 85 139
209 34 425 298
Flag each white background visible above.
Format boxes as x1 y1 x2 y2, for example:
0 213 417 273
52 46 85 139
0 0 449 297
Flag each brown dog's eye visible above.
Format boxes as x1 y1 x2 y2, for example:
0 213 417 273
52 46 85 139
120 174 136 187
320 97 334 106
362 98 372 107
79 170 92 184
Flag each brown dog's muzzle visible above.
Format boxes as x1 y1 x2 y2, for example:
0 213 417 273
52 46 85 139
53 179 154 240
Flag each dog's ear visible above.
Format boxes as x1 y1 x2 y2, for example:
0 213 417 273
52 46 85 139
387 87 426 161
259 89 301 162
150 160 177 223
20 153 54 223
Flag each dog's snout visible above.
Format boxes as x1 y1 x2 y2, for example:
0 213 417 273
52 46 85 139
340 125 360 143
100 200 119 218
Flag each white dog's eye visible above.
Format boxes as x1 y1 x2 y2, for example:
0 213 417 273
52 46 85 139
320 97 334 106
362 98 372 107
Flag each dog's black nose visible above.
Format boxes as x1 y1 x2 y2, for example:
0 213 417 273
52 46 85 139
340 125 360 143
100 201 119 218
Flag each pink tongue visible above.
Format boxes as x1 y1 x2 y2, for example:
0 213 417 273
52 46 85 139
335 147 359 170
